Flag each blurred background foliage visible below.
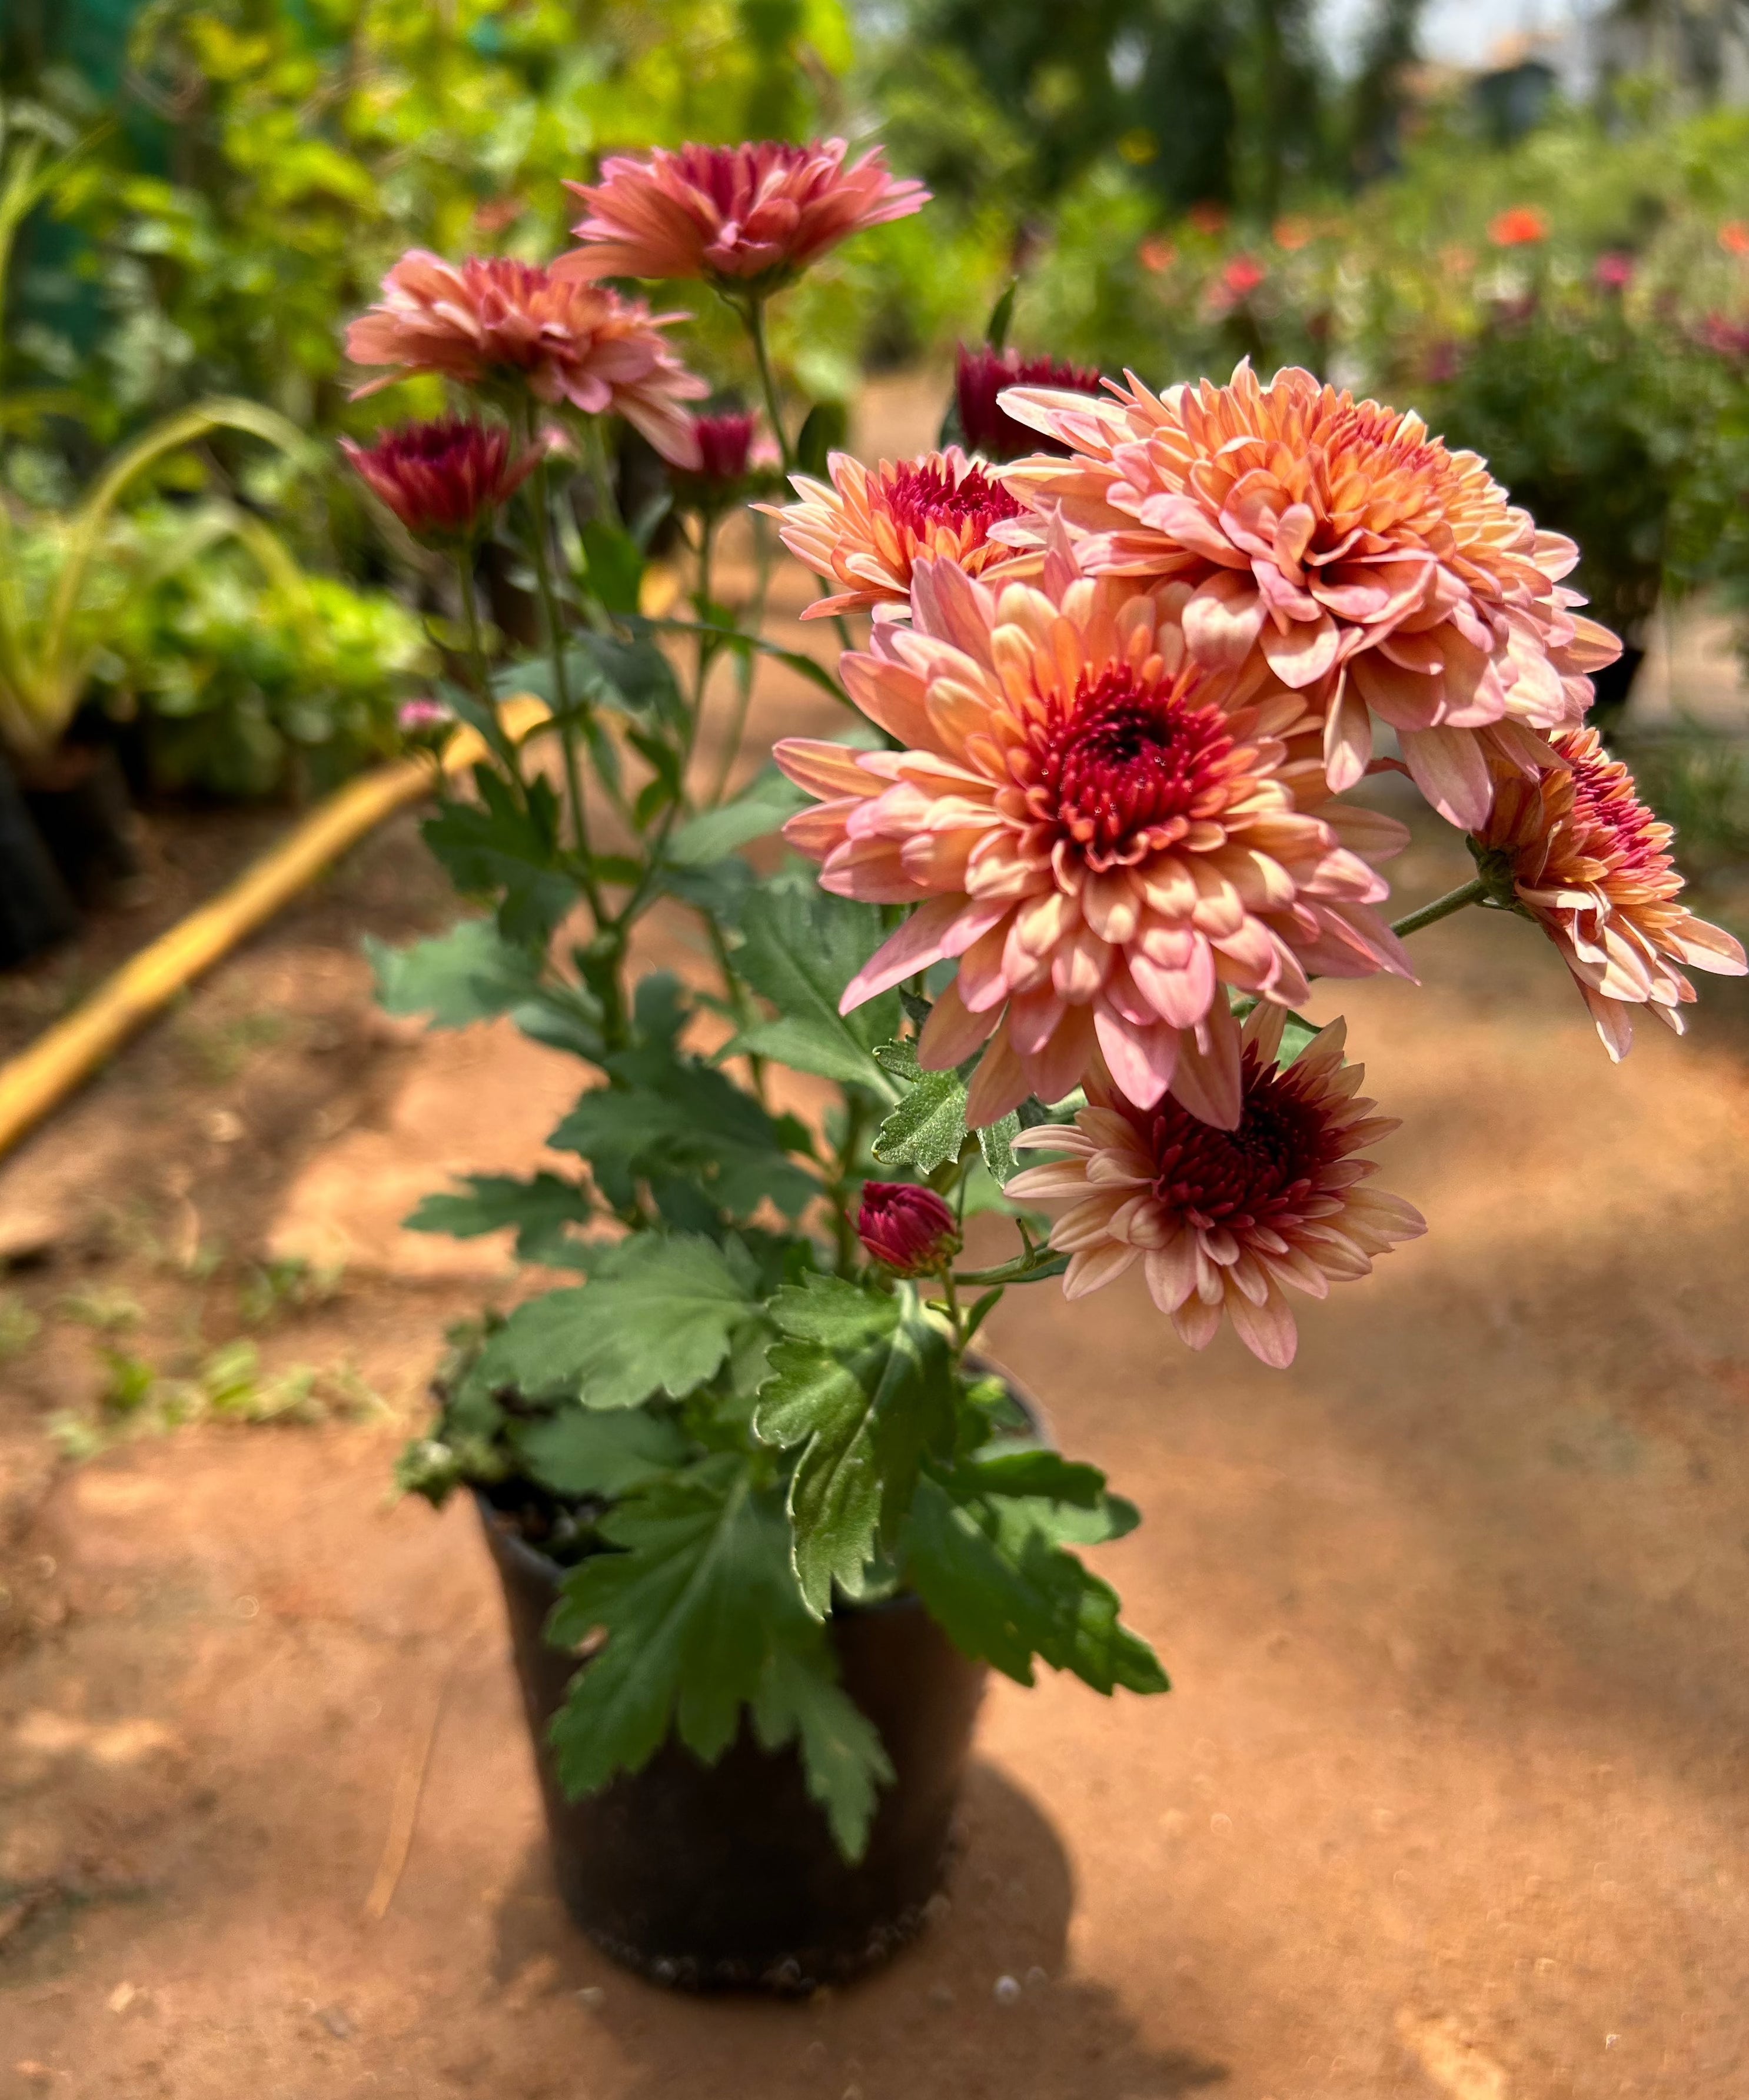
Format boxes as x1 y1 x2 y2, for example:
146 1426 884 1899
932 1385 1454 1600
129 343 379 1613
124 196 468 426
0 0 1745 887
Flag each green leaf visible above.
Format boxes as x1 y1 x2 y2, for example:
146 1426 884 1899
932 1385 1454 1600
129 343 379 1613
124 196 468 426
871 1039 969 1173
546 1455 892 1858
751 1645 893 1862
550 1044 819 1223
404 1171 594 1266
511 983 607 1061
580 518 644 615
756 1279 956 1615
421 769 578 946
366 918 544 1029
795 399 850 480
510 1406 689 1498
985 278 1019 352
730 884 902 1093
666 769 807 866
481 1236 759 1409
952 1447 1140 1545
902 1476 1168 1696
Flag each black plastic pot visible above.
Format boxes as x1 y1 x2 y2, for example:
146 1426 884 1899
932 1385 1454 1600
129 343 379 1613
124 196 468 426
476 1493 988 1991
0 748 79 968
20 742 142 906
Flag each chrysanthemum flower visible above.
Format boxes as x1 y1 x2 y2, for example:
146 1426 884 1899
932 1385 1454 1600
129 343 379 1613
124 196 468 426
345 251 707 465
998 362 1621 829
1004 1008 1425 1368
766 448 1028 620
955 345 1105 464
564 140 927 292
340 417 541 542
1472 726 1745 1058
774 541 1412 1130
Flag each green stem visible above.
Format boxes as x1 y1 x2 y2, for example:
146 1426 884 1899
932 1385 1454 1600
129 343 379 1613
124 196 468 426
828 1095 869 1275
522 431 603 923
740 294 793 475
1389 875 1487 940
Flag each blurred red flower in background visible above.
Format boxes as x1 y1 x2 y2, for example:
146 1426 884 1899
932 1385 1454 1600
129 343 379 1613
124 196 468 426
1488 206 1548 247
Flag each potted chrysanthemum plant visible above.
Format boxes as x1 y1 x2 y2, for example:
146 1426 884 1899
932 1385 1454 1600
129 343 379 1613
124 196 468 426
348 141 1745 1993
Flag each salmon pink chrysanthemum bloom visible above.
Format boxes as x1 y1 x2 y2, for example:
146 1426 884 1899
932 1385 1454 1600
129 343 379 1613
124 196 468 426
774 540 1413 1130
766 449 1028 620
345 252 707 466
1004 1008 1425 1369
997 362 1621 830
1472 727 1745 1059
564 140 928 292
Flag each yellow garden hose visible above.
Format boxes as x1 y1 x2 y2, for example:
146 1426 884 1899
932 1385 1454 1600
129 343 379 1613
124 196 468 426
0 695 549 1163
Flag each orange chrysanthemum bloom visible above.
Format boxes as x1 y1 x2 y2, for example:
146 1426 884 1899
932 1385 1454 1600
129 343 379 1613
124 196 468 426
774 541 1412 1130
1472 727 1745 1058
345 251 707 465
1005 1008 1425 1369
997 362 1621 830
564 139 928 292
766 450 1028 620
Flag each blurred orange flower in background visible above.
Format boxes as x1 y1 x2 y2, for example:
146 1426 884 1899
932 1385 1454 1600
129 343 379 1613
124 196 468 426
1273 216 1314 251
1719 220 1749 256
1488 206 1549 247
1221 255 1266 298
1138 237 1176 274
1186 202 1229 236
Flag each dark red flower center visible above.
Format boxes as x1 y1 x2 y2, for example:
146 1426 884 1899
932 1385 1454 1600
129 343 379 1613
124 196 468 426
1141 1050 1337 1230
1030 665 1233 870
884 459 1021 543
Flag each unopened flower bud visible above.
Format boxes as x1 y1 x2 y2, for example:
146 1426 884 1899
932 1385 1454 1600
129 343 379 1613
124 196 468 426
857 1182 960 1276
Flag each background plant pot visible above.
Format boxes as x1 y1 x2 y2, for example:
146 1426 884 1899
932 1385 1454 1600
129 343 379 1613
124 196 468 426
19 741 144 906
0 748 80 967
476 1493 989 1992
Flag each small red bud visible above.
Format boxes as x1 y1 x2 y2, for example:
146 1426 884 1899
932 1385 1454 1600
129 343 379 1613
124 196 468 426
857 1182 961 1276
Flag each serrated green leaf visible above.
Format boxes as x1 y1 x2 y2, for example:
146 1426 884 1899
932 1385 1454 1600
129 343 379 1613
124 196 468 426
756 1280 955 1615
952 1447 1139 1544
481 1235 757 1409
404 1170 594 1266
667 769 808 866
871 1040 968 1173
366 919 544 1029
421 770 578 946
730 885 902 1093
751 1645 893 1862
546 1455 891 1858
550 1053 818 1224
976 1112 1023 1185
510 1406 689 1498
902 1476 1168 1696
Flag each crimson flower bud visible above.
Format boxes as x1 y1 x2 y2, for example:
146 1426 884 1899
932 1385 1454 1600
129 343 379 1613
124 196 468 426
954 343 1103 464
340 417 541 543
857 1182 961 1277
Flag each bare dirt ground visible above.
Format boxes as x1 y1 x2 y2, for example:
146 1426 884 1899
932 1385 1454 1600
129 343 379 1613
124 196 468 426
3 377 1749 2099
